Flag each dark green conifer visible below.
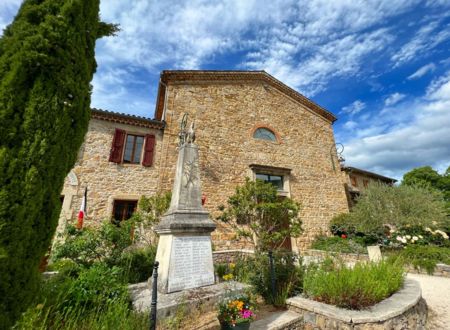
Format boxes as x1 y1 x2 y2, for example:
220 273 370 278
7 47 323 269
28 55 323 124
0 1 117 327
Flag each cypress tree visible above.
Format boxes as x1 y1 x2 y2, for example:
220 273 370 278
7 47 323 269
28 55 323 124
0 1 117 327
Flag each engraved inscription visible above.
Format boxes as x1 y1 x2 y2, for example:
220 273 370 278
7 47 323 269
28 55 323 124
168 236 214 292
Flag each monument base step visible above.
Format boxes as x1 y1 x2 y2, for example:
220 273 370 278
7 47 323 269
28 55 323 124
129 280 250 318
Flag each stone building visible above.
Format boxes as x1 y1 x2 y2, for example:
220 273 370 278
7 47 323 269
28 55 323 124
341 166 397 208
60 70 370 251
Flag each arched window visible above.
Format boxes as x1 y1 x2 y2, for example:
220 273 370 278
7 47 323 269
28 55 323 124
253 127 276 141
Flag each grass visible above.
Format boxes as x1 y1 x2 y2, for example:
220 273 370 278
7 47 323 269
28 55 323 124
394 245 450 274
303 259 405 310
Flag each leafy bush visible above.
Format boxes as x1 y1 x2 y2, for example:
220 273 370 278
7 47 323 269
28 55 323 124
345 183 447 234
311 236 367 254
397 245 450 274
249 252 304 306
217 178 302 251
66 263 128 309
120 246 157 283
303 259 405 310
329 213 355 237
52 222 134 268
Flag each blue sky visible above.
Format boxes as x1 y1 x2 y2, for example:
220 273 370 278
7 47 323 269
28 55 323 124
1 0 449 180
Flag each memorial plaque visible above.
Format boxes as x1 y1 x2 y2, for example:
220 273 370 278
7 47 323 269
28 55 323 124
167 236 215 292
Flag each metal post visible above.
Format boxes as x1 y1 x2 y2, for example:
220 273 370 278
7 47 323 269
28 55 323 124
150 261 159 330
268 251 276 302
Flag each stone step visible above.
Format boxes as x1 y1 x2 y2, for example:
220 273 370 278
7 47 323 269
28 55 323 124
250 310 303 330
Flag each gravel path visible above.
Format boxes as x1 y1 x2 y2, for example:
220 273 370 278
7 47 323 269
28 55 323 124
407 273 450 330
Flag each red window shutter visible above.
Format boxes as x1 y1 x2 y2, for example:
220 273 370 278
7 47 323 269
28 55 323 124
109 128 126 163
142 134 156 167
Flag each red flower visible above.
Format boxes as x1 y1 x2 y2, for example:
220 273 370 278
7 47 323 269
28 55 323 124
341 234 347 239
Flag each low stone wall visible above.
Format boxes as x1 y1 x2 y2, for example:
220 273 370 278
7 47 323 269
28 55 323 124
302 249 369 264
212 249 255 263
286 279 427 330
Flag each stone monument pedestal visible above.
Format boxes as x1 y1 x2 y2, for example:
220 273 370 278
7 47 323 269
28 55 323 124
154 135 216 294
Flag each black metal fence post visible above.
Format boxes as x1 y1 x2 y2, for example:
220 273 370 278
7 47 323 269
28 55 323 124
150 261 159 330
268 250 276 302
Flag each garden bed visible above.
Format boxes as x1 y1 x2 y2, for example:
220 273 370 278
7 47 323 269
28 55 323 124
286 279 427 329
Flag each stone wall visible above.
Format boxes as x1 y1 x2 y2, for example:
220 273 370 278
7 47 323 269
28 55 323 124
287 279 427 330
157 80 349 250
58 118 164 230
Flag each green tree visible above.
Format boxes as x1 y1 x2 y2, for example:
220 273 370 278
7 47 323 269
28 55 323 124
217 178 302 251
402 165 450 215
346 182 447 233
0 1 117 327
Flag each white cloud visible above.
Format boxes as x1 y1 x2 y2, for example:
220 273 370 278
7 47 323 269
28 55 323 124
343 71 450 179
392 20 450 67
343 121 358 130
341 100 366 115
385 93 406 106
408 63 436 80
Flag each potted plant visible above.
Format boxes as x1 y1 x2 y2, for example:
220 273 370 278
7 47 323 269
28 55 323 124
217 295 256 329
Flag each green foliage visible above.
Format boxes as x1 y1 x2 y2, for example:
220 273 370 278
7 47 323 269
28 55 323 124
0 0 117 326
120 246 157 283
329 213 355 237
52 222 134 268
249 252 304 306
52 222 156 283
344 182 447 234
135 192 171 225
311 236 367 254
13 271 146 330
304 259 405 310
397 245 450 274
402 165 450 215
217 178 302 251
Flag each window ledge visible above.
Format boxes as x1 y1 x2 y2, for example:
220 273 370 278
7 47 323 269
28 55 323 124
277 190 290 197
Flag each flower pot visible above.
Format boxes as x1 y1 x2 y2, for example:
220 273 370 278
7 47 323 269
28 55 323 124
220 322 250 330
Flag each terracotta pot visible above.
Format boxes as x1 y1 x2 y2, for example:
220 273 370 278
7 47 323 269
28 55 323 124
220 322 250 330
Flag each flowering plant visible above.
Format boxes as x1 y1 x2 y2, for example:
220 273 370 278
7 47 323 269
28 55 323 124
217 295 256 326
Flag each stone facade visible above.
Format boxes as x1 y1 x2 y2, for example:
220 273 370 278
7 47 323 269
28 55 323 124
60 71 351 250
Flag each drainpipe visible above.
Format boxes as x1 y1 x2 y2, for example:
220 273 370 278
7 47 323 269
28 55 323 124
159 79 169 122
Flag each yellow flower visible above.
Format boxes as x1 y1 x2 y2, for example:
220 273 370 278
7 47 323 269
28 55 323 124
229 263 236 269
223 273 233 281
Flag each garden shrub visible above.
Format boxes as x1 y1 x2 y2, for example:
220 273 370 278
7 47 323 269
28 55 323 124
311 236 367 254
217 178 302 250
52 222 134 268
0 1 117 326
329 213 355 237
303 259 405 310
66 263 128 309
249 252 304 306
120 245 157 283
344 183 447 236
397 245 450 274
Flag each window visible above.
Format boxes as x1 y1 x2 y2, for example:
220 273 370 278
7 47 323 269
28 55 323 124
253 128 276 141
350 176 358 187
363 179 369 188
109 129 156 166
113 200 137 222
256 173 284 190
123 134 144 164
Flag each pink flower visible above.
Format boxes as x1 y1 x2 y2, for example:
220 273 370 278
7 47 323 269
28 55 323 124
240 310 254 319
341 234 347 239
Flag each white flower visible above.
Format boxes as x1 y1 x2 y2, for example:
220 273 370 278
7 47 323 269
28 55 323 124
406 235 411 240
396 236 402 242
418 235 423 239
425 227 432 232
412 236 418 241
435 230 449 239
